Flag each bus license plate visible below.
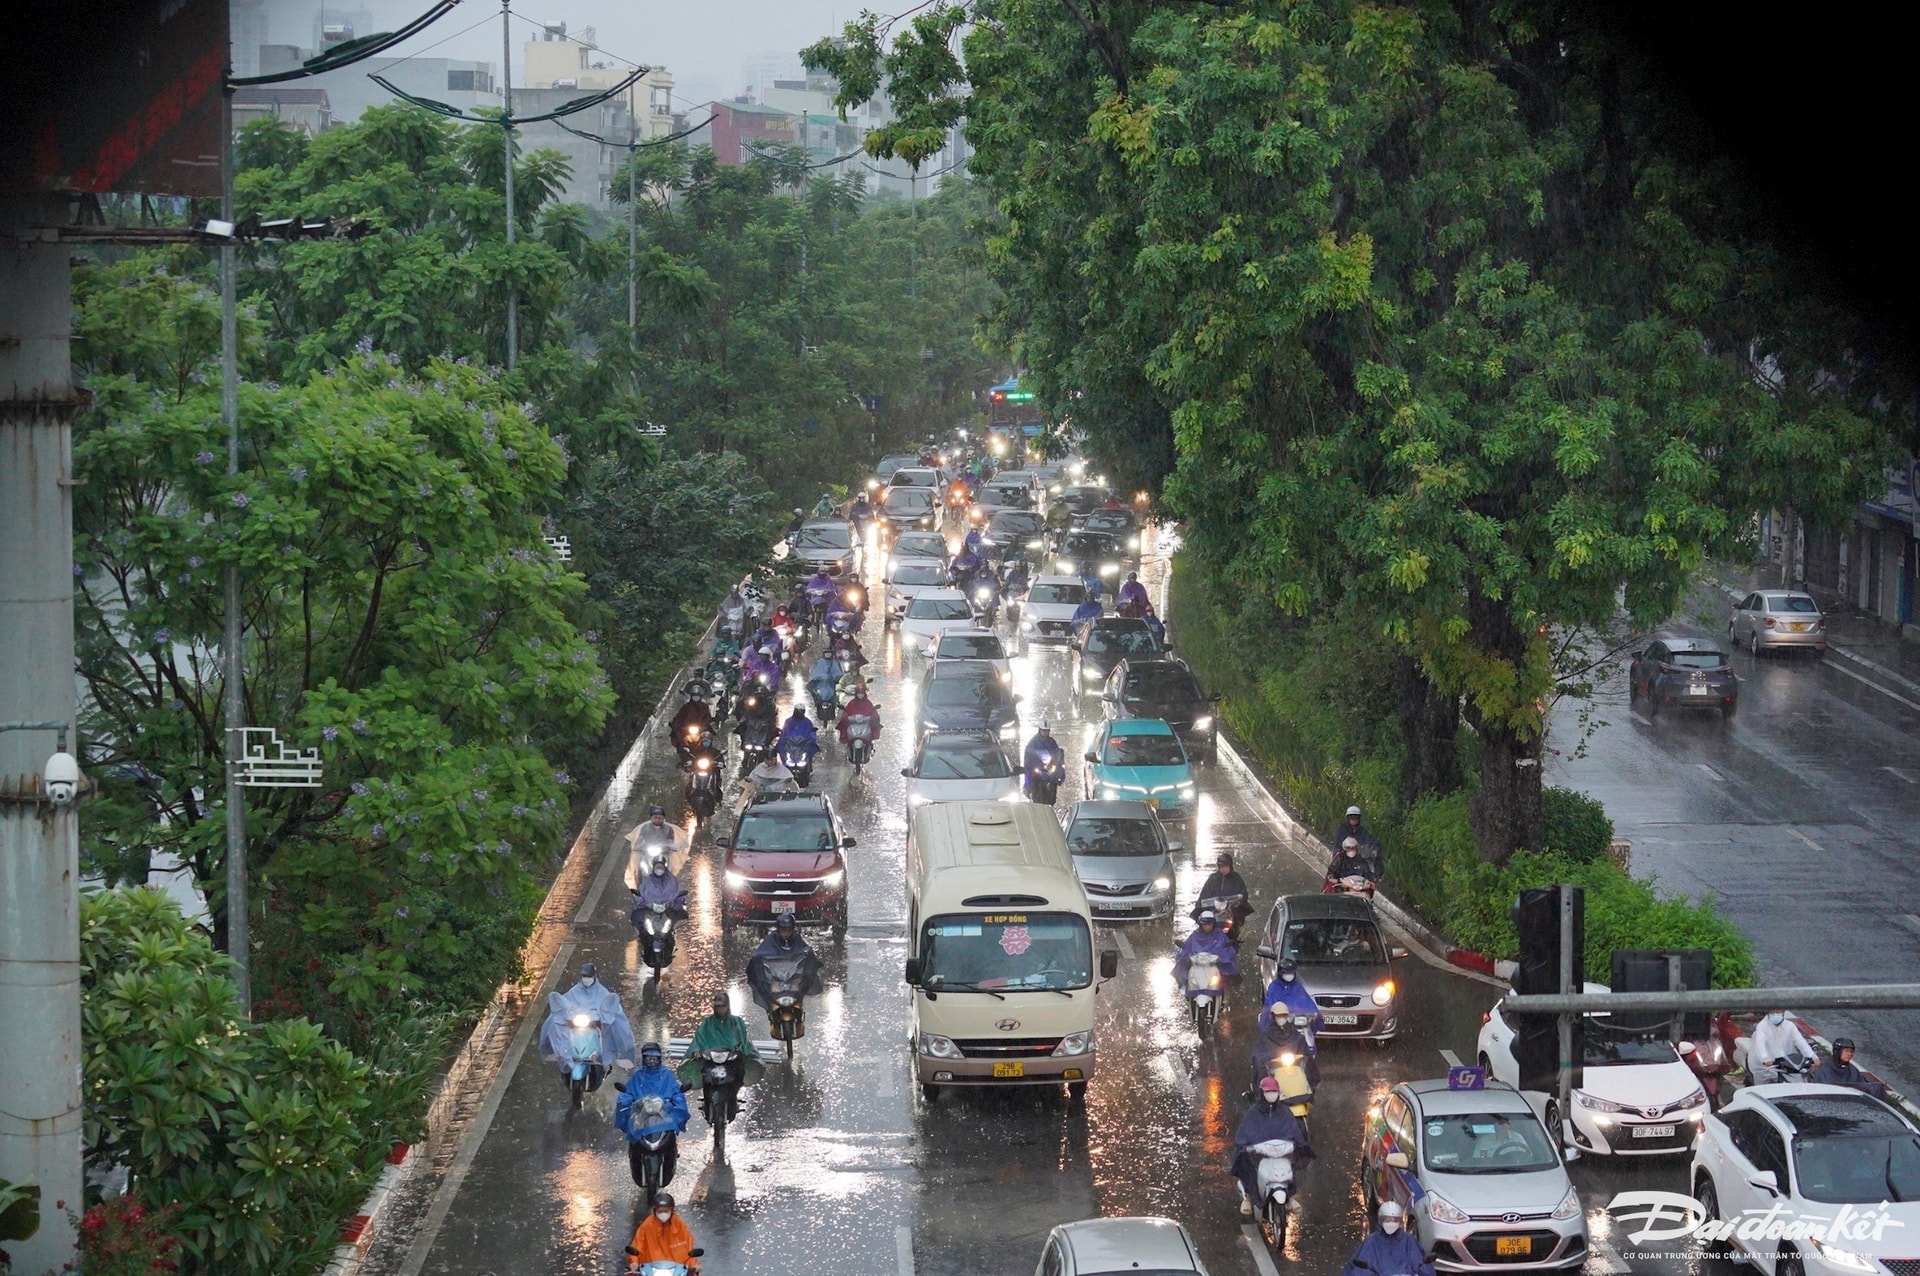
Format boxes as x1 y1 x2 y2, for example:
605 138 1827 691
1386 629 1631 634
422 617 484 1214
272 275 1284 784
1632 1124 1675 1139
1496 1237 1531 1256
771 900 796 915
992 1062 1024 1079
1323 1014 1359 1026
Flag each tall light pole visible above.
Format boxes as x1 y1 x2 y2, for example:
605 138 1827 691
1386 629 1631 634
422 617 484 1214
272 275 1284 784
501 0 518 369
627 114 637 329
219 82 251 1014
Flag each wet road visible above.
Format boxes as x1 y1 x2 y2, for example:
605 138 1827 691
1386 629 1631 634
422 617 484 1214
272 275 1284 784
1549 596 1920 1099
387 520 1713 1276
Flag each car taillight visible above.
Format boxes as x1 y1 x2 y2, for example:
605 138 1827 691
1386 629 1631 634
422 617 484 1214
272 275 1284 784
1763 616 1776 627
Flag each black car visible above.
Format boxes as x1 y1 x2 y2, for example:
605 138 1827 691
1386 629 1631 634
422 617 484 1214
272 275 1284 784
1100 657 1221 761
1628 637 1738 719
916 662 1021 740
1071 617 1164 696
879 485 940 532
1053 531 1125 581
1080 506 1140 553
981 509 1047 561
1057 485 1109 524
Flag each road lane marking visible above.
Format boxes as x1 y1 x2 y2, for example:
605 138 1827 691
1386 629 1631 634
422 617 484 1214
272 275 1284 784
1240 1224 1283 1276
1696 763 1724 782
1791 828 1825 853
896 1224 915 1276
1593 1236 1634 1274
1901 915 1920 936
1440 1049 1464 1069
1110 928 1135 959
1887 766 1917 785
1629 712 1652 726
1823 657 1920 712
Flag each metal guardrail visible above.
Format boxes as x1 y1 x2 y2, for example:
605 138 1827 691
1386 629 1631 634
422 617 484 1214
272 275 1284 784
1502 984 1920 1015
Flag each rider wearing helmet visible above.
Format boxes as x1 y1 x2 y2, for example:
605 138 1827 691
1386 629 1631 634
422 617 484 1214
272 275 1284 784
626 806 691 888
1341 1200 1433 1276
614 1042 690 1189
625 1189 700 1272
1260 958 1324 1034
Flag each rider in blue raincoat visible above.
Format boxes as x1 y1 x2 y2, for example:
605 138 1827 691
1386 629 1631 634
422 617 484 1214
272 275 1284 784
1342 1202 1434 1276
1173 910 1241 989
539 962 637 1074
778 707 821 762
1070 597 1104 630
615 1042 690 1143
1260 959 1324 1039
1232 1076 1313 1215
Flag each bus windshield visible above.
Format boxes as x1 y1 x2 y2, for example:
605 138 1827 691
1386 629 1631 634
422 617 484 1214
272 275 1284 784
919 912 1093 991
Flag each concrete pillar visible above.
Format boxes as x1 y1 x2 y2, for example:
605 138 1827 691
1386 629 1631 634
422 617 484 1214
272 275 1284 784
0 194 83 1273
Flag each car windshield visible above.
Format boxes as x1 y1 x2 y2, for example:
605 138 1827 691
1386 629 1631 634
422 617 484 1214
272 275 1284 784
892 471 937 487
886 490 935 511
908 597 973 620
916 740 1014 779
1084 512 1134 533
1127 669 1202 701
734 811 837 851
1769 595 1820 613
919 912 1093 990
1087 627 1160 656
1063 488 1106 512
1067 817 1164 857
1421 1111 1560 1174
1666 649 1726 669
1282 918 1386 964
895 534 946 556
794 526 850 550
925 677 1010 709
892 566 947 587
1581 1031 1681 1065
937 634 1004 660
990 513 1044 537
984 485 1032 505
1102 733 1186 767
1793 1132 1920 1204
1063 535 1116 558
1029 583 1089 605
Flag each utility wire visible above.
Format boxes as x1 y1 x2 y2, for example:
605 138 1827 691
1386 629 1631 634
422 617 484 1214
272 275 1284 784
229 1 462 86
551 113 715 150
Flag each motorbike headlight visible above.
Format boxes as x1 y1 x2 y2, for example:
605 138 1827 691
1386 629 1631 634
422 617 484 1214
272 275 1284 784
918 1032 961 1059
1192 715 1213 733
1550 1186 1581 1221
1100 563 1119 576
1151 876 1172 891
571 1013 593 1029
1053 1031 1093 1057
821 869 846 888
695 757 712 771
1083 667 1104 683
1026 538 1043 549
1574 1090 1623 1113
723 870 747 889
1057 559 1075 573
1372 980 1395 1006
1278 1051 1298 1067
1129 536 1140 549
1425 1192 1470 1225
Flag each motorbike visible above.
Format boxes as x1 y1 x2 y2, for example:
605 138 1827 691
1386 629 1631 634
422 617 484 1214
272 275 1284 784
808 675 841 725
804 581 836 627
737 712 776 775
1026 755 1065 806
621 1088 678 1204
778 738 816 790
562 1010 605 1110
624 1251 704 1276
1244 1136 1299 1249
1678 1035 1731 1109
1197 893 1248 946
758 953 813 1059
1322 872 1377 900
1186 950 1226 1038
684 743 723 821
842 710 878 772
1257 1014 1319 1131
631 895 689 976
704 659 736 722
694 1049 743 1155
970 577 1001 627
674 717 712 768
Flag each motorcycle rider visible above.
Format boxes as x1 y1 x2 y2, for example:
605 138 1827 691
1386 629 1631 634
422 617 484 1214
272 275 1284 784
1334 805 1384 874
739 752 798 810
734 687 778 745
685 991 755 1119
807 649 848 713
1141 603 1167 647
1260 959 1324 1037
803 566 838 619
949 542 984 587
1070 594 1104 630
1231 1074 1312 1218
1079 569 1104 605
615 1042 690 1189
1747 1009 1818 1084
626 806 690 888
721 585 748 639
632 851 690 913
1328 836 1382 886
838 684 882 747
624 1191 700 1273
747 914 825 1011
1192 853 1252 933
739 642 780 692
1023 720 1066 796
1342 1201 1434 1276
539 962 637 1089
708 628 742 663
670 683 714 762
1173 909 1241 989
768 603 800 653
778 706 821 766
812 491 838 518
849 490 874 531
1810 1037 1888 1097
1001 557 1032 599
1117 571 1150 617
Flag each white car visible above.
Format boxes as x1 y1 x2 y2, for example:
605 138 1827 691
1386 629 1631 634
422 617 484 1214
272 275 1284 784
902 731 1022 808
885 563 951 622
1035 1217 1209 1276
1478 984 1707 1156
888 530 950 576
929 628 1012 682
900 589 978 652
1018 574 1094 649
1691 1084 1920 1275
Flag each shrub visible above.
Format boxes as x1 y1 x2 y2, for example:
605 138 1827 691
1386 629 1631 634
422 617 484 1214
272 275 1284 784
77 1195 181 1276
1542 786 1613 863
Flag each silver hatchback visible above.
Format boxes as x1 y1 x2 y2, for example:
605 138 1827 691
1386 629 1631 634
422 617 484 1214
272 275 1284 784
1064 800 1179 920
1729 589 1827 654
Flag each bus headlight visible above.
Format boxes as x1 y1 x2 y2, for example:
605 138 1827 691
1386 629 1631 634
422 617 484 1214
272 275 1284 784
918 1033 961 1058
1053 1031 1093 1057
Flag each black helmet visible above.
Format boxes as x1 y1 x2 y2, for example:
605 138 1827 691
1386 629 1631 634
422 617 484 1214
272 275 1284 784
653 1191 675 1211
640 1041 663 1062
648 805 666 818
1834 1037 1856 1052
579 961 598 979
774 913 797 933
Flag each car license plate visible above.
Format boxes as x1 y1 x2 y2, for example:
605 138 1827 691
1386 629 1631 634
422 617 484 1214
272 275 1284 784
771 900 796 915
1495 1237 1531 1256
1788 622 1808 632
1323 1014 1359 1026
1631 1123 1675 1138
1145 798 1160 809
992 1062 1024 1079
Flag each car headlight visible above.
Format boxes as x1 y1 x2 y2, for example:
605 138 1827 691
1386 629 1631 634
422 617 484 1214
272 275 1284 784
1179 782 1196 794
1022 616 1037 630
821 869 846 888
1192 715 1213 733
1678 1086 1707 1109
907 793 931 807
723 870 747 889
1807 1238 1880 1272
902 632 918 648
1151 876 1172 891
1083 667 1104 682
1026 538 1043 549
1128 536 1140 549
1053 1031 1092 1057
1574 1091 1623 1113
1371 980 1395 1006
999 789 1024 803
1099 563 1119 576
1099 785 1120 798
1057 559 1075 573
1425 1193 1470 1225
1550 1186 1581 1221
918 1032 961 1058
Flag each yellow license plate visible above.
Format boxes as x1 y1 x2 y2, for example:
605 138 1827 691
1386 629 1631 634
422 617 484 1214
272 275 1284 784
992 1062 1025 1079
1789 622 1808 632
1495 1237 1531 1256
1145 799 1160 809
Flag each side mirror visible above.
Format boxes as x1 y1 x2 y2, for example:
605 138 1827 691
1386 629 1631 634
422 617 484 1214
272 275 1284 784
1747 1170 1779 1194
842 836 857 848
714 836 732 849
1084 752 1098 763
1255 944 1277 960
1167 840 1185 852
904 957 924 985
900 768 912 777
689 1249 705 1259
1099 949 1119 979
1385 1151 1409 1170
1390 945 1410 960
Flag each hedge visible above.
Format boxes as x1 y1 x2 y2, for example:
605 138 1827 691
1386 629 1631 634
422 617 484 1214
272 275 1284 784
1167 551 1755 989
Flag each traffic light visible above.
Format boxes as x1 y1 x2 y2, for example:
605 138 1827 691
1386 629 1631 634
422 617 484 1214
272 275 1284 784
1611 949 1713 1040
1509 885 1583 1093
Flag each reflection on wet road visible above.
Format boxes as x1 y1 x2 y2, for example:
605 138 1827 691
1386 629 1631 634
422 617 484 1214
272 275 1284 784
400 519 1715 1276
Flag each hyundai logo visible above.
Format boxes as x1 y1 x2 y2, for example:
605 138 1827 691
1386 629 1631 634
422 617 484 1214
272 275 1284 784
1502 1212 1522 1224
995 1018 1022 1032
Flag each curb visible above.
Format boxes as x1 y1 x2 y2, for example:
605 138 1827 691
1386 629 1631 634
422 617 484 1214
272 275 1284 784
321 1146 414 1275
1705 575 1920 701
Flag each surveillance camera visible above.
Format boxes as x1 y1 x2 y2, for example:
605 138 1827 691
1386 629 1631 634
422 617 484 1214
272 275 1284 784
44 749 80 807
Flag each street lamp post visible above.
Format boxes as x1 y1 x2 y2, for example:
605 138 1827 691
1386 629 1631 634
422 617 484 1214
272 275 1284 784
501 0 518 369
219 82 252 1014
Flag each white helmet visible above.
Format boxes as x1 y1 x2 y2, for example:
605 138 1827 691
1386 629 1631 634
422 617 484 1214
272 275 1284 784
1378 1200 1405 1224
1346 805 1362 817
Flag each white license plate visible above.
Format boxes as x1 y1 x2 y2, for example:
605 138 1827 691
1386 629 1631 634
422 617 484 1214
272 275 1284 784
1630 1123 1675 1138
771 900 796 915
1323 1014 1359 1026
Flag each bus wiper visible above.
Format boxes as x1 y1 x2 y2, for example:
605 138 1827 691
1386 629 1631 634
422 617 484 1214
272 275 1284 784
937 981 1006 1000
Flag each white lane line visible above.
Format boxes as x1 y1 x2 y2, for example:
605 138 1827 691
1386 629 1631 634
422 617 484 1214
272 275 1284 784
1593 1236 1634 1274
1824 657 1920 712
1886 766 1917 785
896 1224 915 1276
1791 828 1825 854
1110 928 1136 960
1241 1224 1283 1276
1439 1048 1464 1069
1901 915 1920 936
1697 763 1724 782
1629 712 1653 726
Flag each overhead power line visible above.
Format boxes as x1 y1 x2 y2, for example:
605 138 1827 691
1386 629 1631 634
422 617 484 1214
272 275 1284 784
229 1 463 86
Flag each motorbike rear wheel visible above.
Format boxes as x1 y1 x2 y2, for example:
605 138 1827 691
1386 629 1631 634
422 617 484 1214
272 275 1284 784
1262 1198 1289 1249
569 1075 585 1110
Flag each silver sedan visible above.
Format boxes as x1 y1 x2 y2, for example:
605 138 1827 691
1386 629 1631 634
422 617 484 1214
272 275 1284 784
1729 589 1827 654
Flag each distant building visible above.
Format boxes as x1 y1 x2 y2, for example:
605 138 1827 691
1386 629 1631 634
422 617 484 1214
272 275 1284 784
513 89 635 207
1792 462 1920 629
520 22 678 142
259 50 500 124
708 100 798 165
232 87 334 137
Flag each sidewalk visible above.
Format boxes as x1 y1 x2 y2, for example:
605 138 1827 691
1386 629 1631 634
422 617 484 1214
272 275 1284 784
1708 562 1920 700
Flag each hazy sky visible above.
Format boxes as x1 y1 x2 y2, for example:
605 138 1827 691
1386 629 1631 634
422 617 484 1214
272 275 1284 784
265 0 861 110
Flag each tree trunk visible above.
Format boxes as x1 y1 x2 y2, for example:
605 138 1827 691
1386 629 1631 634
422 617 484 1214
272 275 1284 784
1396 653 1461 803
1465 712 1545 864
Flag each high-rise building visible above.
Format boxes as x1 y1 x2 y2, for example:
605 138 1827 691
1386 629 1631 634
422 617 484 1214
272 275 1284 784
520 22 676 142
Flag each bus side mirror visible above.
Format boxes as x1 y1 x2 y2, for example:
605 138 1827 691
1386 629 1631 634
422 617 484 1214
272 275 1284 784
714 836 732 849
1385 1151 1409 1170
904 958 923 985
1099 950 1119 979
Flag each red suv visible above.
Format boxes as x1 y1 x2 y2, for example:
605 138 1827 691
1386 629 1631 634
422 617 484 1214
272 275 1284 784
717 793 852 935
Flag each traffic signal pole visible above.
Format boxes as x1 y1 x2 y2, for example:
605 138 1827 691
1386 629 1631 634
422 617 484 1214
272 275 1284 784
1557 884 1576 1123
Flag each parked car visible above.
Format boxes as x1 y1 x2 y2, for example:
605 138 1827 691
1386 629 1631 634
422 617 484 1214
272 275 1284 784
888 529 951 575
1691 1085 1920 1275
1730 589 1828 655
789 517 857 575
885 563 955 623
1034 1217 1208 1276
1083 718 1196 817
902 730 1022 808
1363 1076 1587 1271
1101 657 1220 762
1019 576 1095 650
1064 799 1179 921
879 485 940 532
1628 638 1739 718
901 589 980 651
929 628 1012 681
1071 616 1164 692
1478 985 1708 1155
716 792 853 935
1054 531 1125 581
1254 893 1406 1043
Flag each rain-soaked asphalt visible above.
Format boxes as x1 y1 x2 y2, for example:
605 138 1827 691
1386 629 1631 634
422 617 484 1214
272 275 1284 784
1549 595 1920 1100
385 519 1717 1276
